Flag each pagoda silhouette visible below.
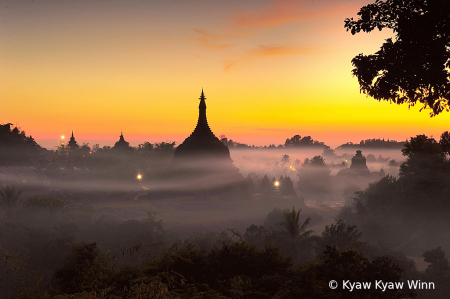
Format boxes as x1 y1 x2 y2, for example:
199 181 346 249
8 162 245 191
113 131 130 150
150 89 250 199
67 131 79 150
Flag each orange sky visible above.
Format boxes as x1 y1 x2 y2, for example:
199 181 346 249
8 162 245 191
1 0 449 149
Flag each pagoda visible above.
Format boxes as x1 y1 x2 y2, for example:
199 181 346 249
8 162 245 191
154 89 249 199
113 131 130 150
172 89 234 161
67 131 79 150
337 150 371 176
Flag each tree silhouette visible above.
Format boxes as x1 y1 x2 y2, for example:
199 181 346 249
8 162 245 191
0 123 40 165
0 183 22 218
440 131 450 157
400 134 445 176
275 206 313 262
345 0 450 116
281 154 290 166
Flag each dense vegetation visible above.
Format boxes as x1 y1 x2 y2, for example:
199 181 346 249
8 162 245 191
0 123 40 165
0 193 448 298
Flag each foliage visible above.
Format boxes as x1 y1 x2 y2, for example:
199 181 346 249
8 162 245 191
280 154 290 167
345 0 450 116
0 123 40 165
272 207 313 263
337 138 405 149
418 247 450 299
52 242 116 294
258 174 273 194
337 132 450 257
297 156 332 203
400 135 446 176
284 135 326 148
23 196 69 216
423 247 449 276
315 220 367 257
440 131 450 157
262 207 287 230
0 183 22 218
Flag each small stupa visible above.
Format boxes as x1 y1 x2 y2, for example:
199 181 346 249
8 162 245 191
113 131 130 150
337 150 371 176
67 131 79 150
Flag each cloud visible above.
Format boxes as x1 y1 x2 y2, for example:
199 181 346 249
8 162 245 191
246 44 316 58
189 1 345 71
190 28 234 52
232 0 305 28
223 60 238 71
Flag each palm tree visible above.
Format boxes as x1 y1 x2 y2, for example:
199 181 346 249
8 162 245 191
276 206 313 262
281 154 290 167
0 183 22 218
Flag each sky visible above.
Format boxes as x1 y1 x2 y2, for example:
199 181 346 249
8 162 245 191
2 0 449 150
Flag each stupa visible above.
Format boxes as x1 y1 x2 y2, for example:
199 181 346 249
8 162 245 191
67 131 79 150
337 150 371 176
113 131 130 150
172 89 234 162
153 89 249 199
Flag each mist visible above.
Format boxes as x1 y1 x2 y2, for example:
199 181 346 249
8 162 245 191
1 139 449 298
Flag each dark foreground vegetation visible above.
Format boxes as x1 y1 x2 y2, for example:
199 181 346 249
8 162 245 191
0 194 448 298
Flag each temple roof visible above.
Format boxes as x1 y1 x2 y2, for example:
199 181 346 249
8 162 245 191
190 89 215 138
113 131 130 149
67 131 79 149
172 89 232 161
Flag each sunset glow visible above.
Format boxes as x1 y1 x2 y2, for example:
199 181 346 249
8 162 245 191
2 0 449 149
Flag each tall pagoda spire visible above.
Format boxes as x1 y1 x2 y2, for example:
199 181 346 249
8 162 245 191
191 89 214 137
68 130 79 150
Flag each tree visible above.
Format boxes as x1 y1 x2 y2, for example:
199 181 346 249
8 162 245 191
315 220 367 257
274 206 313 263
345 0 450 116
400 134 445 176
281 154 290 166
0 123 40 165
440 131 450 157
53 242 115 295
23 196 69 219
423 247 449 276
0 183 22 218
297 156 332 203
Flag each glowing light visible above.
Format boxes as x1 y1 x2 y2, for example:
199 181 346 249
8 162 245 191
89 151 92 154
61 135 65 139
274 181 280 186
292 168 296 171
137 174 142 180
289 165 292 169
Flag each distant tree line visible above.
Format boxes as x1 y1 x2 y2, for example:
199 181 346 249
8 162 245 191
337 138 406 150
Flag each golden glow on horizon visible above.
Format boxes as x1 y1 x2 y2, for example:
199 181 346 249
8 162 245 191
2 1 450 149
